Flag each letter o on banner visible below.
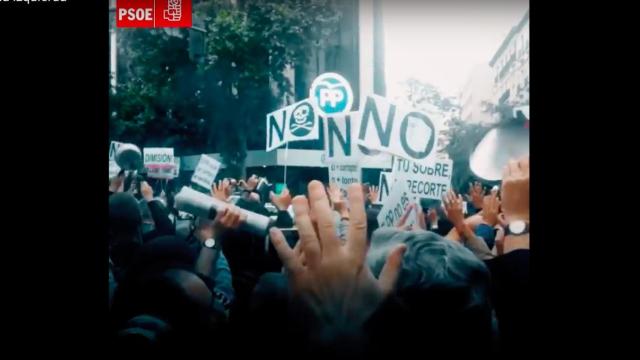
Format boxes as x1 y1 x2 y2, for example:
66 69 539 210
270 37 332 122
400 112 436 160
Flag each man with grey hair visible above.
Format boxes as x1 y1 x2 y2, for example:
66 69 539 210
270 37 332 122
365 227 494 355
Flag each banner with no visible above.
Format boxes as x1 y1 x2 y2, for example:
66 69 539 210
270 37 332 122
355 95 444 164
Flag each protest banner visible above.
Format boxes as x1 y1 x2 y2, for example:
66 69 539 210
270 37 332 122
109 141 123 178
328 163 361 195
391 156 453 201
355 94 443 163
323 112 363 164
377 178 412 228
191 154 221 189
266 98 320 151
143 147 175 179
323 110 394 167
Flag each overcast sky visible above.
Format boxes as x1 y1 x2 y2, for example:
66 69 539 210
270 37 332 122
382 0 529 99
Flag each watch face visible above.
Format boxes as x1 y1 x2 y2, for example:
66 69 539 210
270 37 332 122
509 220 526 235
204 238 216 248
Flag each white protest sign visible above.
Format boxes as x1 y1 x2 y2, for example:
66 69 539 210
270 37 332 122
191 154 221 189
376 171 395 204
266 98 320 151
323 112 363 164
355 94 443 163
323 111 394 167
328 163 361 195
144 147 175 179
391 156 453 201
109 141 123 178
377 178 412 228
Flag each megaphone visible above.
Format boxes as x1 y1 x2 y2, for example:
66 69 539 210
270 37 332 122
469 124 529 182
174 186 273 237
115 143 143 171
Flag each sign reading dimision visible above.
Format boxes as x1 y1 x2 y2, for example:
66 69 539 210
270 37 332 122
116 0 192 28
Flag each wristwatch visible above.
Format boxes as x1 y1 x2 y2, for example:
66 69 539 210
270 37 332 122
505 220 529 236
203 238 220 250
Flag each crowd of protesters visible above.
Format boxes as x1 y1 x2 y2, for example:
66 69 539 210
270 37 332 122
108 156 529 356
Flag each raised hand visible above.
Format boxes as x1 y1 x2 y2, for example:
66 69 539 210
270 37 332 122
466 181 486 210
415 203 427 230
140 181 154 201
500 156 529 254
196 205 243 242
501 157 529 222
396 203 415 230
109 171 125 193
211 179 231 202
481 187 501 226
443 189 465 228
269 181 406 330
244 174 259 191
270 188 292 211
368 185 379 204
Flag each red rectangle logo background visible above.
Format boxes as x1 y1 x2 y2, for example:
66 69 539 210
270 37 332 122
116 0 155 28
156 0 192 28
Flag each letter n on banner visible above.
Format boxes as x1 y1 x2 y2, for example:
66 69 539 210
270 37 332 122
323 111 363 164
356 95 395 152
266 108 287 152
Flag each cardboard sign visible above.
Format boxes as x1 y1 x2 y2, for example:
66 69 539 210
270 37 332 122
323 112 363 164
328 163 361 195
376 171 395 204
323 111 393 167
266 98 320 151
377 178 412 228
144 147 175 179
191 154 221 189
355 95 442 163
391 156 453 201
109 141 123 178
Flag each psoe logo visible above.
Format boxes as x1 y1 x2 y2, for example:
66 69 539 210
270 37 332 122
117 0 192 28
309 72 353 117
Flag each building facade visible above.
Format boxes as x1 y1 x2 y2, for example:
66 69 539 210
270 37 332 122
459 64 495 124
489 9 529 107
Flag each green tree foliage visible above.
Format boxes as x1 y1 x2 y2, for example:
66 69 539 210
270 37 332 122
109 29 207 154
109 0 341 177
442 117 491 192
198 0 340 176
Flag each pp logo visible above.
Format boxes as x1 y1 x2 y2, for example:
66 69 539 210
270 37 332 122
289 102 316 137
309 72 353 117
